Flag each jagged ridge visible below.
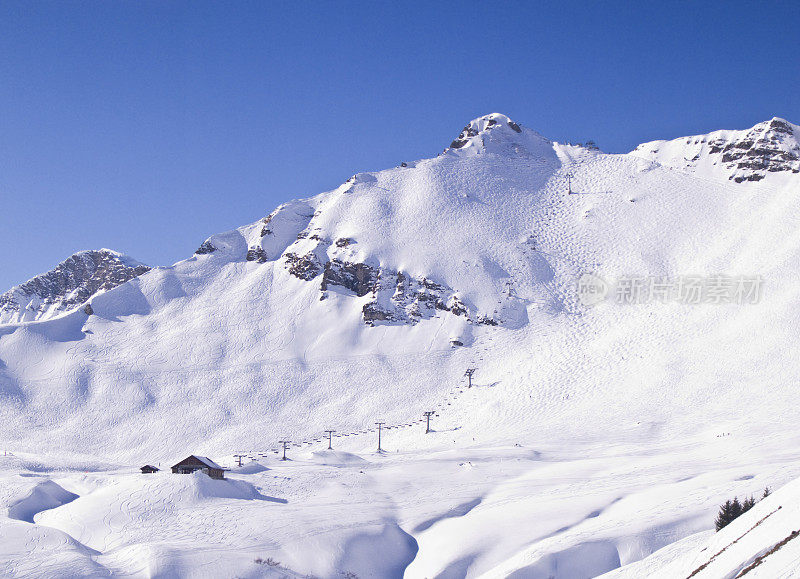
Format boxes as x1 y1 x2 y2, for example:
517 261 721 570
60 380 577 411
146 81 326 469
0 249 150 324
632 117 800 183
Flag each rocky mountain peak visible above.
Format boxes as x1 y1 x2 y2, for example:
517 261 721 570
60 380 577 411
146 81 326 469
446 113 553 157
0 249 150 324
632 117 800 183
448 113 522 149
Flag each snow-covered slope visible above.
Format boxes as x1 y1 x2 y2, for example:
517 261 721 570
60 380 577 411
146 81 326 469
605 476 800 578
186 113 562 331
0 249 150 324
2 113 800 577
632 117 800 185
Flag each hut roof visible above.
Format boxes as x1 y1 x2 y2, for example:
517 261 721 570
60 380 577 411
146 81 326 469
172 455 224 470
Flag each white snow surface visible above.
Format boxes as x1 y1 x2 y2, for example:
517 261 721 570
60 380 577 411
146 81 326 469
603 477 800 578
2 113 800 577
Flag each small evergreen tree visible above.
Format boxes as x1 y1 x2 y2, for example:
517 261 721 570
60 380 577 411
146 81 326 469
715 500 734 531
715 488 773 532
715 497 744 531
732 497 743 518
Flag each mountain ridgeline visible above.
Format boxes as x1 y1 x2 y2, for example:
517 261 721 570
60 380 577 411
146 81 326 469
0 250 150 325
3 113 800 579
3 114 796 329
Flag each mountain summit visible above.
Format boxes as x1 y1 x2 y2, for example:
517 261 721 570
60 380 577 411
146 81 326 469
0 249 150 324
447 112 554 157
632 117 800 183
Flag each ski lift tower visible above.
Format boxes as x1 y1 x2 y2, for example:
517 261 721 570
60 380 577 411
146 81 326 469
375 422 386 452
567 173 575 195
465 368 476 388
324 430 335 450
423 411 436 433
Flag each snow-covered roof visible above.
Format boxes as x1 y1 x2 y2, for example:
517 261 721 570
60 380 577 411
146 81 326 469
192 456 224 470
171 455 224 470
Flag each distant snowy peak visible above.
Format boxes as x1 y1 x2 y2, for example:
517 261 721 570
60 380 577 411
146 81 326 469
446 113 554 157
632 117 800 184
0 249 150 324
449 113 523 148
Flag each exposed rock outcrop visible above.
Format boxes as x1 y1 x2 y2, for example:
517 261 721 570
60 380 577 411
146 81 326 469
362 302 394 323
280 237 478 326
284 252 324 281
0 249 150 324
450 124 480 149
633 117 800 183
449 116 524 148
321 260 377 297
246 247 268 263
194 240 217 255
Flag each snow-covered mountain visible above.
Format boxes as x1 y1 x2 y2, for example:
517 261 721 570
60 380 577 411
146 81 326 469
2 113 800 578
632 117 800 184
0 249 150 325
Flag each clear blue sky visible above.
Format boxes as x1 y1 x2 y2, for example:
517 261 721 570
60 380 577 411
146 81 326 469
1 1 798 290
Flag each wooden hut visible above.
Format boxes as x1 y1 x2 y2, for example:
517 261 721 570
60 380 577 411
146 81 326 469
140 465 159 474
170 455 225 479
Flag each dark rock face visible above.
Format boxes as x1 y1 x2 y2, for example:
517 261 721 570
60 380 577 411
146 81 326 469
284 252 323 281
295 230 327 243
259 209 284 237
280 229 498 326
445 296 468 316
281 237 480 326
0 250 150 323
450 125 480 149
246 247 269 263
321 260 377 297
638 118 800 184
678 118 799 182
733 173 766 183
194 240 217 255
769 118 794 135
357 269 471 327
507 120 522 133
83 303 94 315
362 302 393 323
0 294 17 314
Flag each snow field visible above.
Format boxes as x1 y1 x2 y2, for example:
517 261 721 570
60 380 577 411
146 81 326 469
2 115 800 576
